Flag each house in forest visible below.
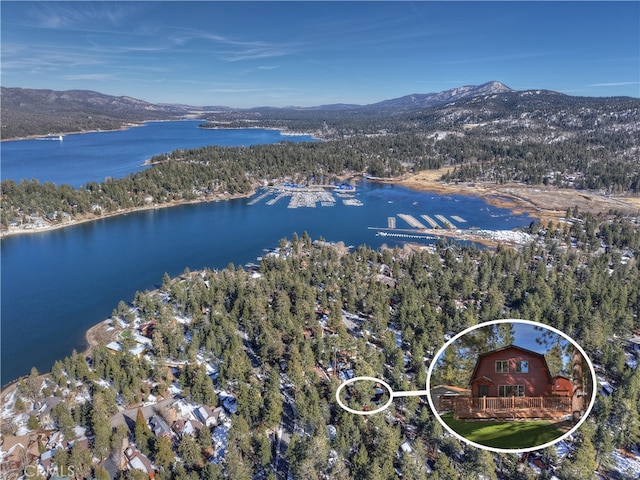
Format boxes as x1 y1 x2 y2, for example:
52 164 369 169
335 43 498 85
125 446 155 479
551 375 573 397
455 345 573 419
430 385 471 412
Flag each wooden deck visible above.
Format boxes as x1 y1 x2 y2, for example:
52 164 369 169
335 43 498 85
455 396 572 420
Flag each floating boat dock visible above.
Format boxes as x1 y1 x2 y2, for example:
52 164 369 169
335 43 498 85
420 214 440 229
249 184 359 208
247 190 272 206
376 231 435 240
450 215 466 223
266 193 286 205
398 214 427 229
435 214 456 229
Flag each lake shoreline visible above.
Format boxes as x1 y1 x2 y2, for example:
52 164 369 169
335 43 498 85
0 189 257 239
5 168 639 240
5 171 637 239
0 122 147 143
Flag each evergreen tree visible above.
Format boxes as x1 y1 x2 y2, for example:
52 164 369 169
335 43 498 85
559 437 597 479
91 392 112 461
68 441 92 480
52 402 76 440
262 369 283 429
432 452 458 480
178 432 202 469
134 408 152 456
154 435 175 471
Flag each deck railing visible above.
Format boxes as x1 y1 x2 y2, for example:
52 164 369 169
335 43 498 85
457 396 571 412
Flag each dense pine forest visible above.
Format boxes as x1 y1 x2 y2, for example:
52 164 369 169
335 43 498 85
3 85 640 479
2 119 638 228
4 210 640 479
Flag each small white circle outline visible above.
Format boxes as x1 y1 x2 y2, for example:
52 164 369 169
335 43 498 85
335 376 394 415
426 318 598 453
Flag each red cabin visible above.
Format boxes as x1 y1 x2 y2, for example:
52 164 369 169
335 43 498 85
469 345 553 398
455 345 572 419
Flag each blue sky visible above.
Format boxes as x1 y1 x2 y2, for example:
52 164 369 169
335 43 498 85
2 1 638 107
509 322 567 355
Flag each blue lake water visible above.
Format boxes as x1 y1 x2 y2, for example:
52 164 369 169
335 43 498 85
0 123 532 385
1 120 316 187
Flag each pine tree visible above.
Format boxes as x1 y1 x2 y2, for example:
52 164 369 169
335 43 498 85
262 369 283 429
154 435 175 471
134 408 152 456
178 432 202 469
197 424 213 450
91 392 112 461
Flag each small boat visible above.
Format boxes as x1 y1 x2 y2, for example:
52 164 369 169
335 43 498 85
38 134 64 141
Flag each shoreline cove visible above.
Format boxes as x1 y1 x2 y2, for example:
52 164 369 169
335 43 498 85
4 170 638 239
2 175 637 392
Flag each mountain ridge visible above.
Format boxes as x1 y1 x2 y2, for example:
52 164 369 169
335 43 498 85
2 82 638 139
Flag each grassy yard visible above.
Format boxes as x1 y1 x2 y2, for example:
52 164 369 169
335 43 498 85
440 413 565 449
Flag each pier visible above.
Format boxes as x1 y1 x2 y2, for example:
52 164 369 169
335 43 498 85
435 214 456 229
420 214 440 229
376 231 435 240
251 184 358 208
398 214 427 229
450 215 467 223
247 190 273 206
266 193 286 205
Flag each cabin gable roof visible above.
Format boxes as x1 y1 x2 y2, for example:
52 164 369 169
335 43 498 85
469 344 553 386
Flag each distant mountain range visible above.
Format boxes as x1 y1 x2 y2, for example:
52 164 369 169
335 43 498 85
1 81 637 139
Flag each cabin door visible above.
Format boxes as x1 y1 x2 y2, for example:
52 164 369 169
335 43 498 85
478 385 488 397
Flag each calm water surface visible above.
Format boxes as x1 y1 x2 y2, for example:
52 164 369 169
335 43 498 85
1 124 531 385
1 120 316 187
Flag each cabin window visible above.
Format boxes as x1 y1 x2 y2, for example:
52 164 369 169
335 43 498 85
495 360 509 373
499 385 525 397
515 361 529 373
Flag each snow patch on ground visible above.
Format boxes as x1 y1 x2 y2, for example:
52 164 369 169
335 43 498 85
610 450 640 477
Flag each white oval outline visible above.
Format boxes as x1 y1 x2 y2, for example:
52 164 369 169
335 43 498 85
335 376 394 415
426 318 598 453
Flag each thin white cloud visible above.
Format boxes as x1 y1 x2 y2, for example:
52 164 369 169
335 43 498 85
589 82 639 87
25 2 141 31
64 73 116 81
169 29 295 62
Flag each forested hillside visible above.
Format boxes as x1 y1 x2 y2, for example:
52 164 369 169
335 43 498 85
3 84 640 478
2 114 638 230
4 211 640 479
0 87 191 138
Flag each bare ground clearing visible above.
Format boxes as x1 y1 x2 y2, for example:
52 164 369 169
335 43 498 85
391 168 640 224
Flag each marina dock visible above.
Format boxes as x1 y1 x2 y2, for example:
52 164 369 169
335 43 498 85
420 214 440 229
251 184 359 208
287 190 336 208
435 214 456 229
247 190 272 206
450 215 467 223
376 231 435 240
266 193 286 205
398 214 427 229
